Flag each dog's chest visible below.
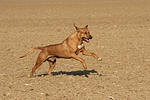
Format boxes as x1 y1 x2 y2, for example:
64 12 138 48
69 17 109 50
78 44 84 50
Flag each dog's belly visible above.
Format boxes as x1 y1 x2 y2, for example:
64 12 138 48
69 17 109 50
55 51 71 58
46 43 70 58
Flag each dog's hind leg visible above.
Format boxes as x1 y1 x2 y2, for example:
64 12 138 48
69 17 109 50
47 59 56 76
30 61 43 78
29 51 48 78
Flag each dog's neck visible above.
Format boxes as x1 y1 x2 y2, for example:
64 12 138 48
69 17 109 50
76 31 84 49
67 31 84 50
76 31 83 43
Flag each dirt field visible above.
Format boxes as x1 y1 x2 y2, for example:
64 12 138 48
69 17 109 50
0 0 150 100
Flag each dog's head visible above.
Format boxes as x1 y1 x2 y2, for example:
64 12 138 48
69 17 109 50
74 23 93 43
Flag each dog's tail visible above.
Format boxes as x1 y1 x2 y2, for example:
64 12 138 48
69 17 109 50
20 47 43 58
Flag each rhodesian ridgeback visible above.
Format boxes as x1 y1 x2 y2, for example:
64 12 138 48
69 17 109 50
20 24 102 78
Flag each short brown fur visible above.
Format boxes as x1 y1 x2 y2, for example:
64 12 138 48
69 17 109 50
20 24 102 78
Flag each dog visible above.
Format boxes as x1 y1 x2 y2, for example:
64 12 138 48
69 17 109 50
20 24 102 78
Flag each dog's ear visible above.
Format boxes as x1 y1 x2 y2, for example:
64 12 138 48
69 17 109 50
85 25 88 29
74 23 80 31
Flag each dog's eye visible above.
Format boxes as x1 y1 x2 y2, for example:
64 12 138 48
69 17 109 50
85 32 87 34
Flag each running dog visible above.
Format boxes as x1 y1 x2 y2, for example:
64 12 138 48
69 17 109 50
20 24 102 78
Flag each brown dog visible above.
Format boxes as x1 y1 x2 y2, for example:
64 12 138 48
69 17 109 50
20 24 102 78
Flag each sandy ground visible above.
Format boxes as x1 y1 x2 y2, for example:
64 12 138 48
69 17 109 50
0 0 150 100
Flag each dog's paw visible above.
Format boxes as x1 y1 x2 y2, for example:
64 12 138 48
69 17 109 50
98 57 102 61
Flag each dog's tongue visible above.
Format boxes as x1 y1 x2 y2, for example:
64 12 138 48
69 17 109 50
86 39 90 42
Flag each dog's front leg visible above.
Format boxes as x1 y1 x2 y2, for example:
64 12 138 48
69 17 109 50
70 53 87 69
81 49 102 61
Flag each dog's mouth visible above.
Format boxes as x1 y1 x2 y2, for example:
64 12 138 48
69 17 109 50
82 37 90 43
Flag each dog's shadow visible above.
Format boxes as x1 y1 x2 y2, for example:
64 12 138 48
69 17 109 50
37 69 102 78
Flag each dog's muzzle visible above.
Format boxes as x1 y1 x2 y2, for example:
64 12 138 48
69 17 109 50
82 35 93 43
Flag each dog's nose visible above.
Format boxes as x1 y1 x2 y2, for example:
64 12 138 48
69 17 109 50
89 35 93 39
